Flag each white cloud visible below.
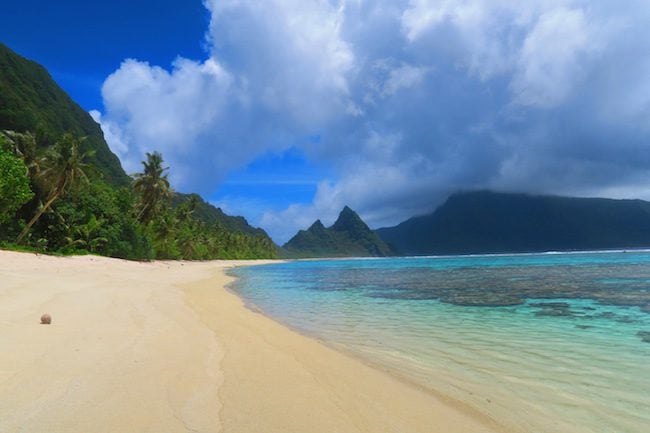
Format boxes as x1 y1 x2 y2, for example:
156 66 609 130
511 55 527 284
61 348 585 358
401 0 449 41
383 63 428 96
204 0 354 127
95 0 354 191
93 0 650 242
99 57 235 184
511 7 594 107
89 109 129 161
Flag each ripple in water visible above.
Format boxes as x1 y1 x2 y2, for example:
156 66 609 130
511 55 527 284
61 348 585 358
230 251 650 433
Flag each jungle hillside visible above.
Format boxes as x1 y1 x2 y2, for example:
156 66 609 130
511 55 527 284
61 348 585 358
0 43 276 260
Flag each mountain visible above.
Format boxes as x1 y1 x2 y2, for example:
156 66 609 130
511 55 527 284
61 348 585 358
172 193 270 237
377 190 650 255
283 206 393 258
0 43 276 260
0 42 129 185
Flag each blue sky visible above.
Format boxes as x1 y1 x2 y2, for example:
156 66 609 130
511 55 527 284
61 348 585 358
1 0 207 109
1 0 330 240
3 1 650 243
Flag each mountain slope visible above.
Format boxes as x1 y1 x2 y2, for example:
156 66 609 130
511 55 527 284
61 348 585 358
0 43 128 185
283 206 393 258
0 43 277 260
377 191 650 255
172 193 270 238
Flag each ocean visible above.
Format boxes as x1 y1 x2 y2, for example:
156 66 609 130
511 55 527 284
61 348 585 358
229 251 650 433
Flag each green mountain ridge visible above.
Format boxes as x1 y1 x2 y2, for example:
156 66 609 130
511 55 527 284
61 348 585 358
0 41 270 241
172 193 269 238
0 42 276 259
0 42 129 186
8 41 650 260
282 206 393 258
377 190 650 255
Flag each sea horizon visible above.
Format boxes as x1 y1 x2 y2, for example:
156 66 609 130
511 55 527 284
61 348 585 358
6 1 650 431
281 247 650 261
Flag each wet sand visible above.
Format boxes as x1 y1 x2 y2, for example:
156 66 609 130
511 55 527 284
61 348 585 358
0 251 502 432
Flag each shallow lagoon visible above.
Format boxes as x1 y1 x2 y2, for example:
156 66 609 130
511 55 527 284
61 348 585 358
231 251 650 433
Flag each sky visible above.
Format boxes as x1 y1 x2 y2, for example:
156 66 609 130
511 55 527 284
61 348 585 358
3 0 650 243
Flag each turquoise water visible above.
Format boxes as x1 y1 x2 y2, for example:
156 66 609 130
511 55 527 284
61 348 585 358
230 252 650 433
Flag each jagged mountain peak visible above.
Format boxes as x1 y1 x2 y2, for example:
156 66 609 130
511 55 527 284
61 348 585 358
282 206 393 258
332 206 367 232
308 219 326 231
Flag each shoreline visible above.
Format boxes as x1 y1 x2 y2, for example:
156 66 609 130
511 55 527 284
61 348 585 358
0 250 504 432
222 264 505 428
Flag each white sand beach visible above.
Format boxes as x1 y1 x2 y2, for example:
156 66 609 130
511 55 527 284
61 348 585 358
0 250 503 433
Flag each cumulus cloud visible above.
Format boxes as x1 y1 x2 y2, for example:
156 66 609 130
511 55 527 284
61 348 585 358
511 7 595 107
96 0 354 189
99 57 236 185
93 0 650 243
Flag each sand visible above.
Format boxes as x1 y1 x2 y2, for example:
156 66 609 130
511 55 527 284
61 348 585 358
0 250 504 433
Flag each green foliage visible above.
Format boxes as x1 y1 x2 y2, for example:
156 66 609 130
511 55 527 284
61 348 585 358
133 151 172 224
0 43 129 185
145 208 277 260
0 136 276 260
16 133 94 243
0 41 279 261
1 130 39 178
0 136 33 223
39 134 94 196
172 192 269 237
0 44 278 259
38 182 152 259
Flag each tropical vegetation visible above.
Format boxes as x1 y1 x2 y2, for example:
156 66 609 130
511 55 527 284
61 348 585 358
0 134 33 224
0 130 277 260
0 42 276 260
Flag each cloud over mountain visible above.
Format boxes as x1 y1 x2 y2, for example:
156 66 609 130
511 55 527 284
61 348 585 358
94 0 650 242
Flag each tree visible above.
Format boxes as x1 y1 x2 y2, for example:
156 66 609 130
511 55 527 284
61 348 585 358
64 214 109 252
0 136 34 224
176 194 199 223
133 152 172 224
16 134 93 243
150 212 180 259
1 130 40 179
46 181 153 259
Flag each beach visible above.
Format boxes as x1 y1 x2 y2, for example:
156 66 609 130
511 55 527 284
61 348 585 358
231 256 650 433
0 251 501 433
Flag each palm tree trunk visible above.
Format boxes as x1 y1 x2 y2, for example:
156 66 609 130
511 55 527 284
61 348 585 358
16 191 60 244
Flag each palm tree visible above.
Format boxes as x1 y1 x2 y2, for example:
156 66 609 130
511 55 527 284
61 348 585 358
64 214 109 252
16 134 93 244
133 152 172 224
176 194 200 223
151 212 179 259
